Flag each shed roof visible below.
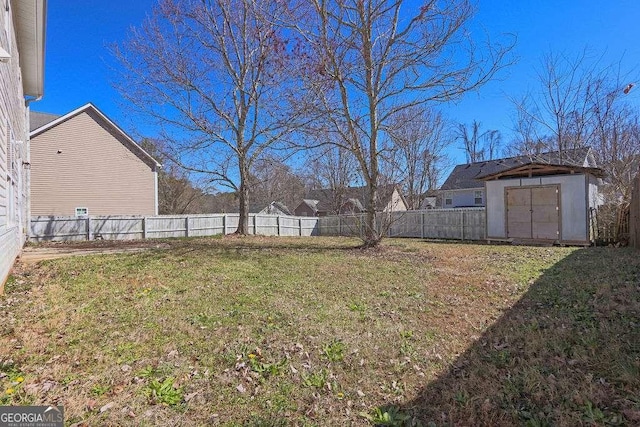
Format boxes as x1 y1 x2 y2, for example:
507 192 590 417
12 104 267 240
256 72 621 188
478 163 605 180
441 148 593 190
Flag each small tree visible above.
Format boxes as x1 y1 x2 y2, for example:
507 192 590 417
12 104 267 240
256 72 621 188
113 0 299 234
388 106 450 209
291 0 513 247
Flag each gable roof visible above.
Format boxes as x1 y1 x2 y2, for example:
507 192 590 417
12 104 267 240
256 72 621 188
305 183 404 213
441 148 594 190
257 201 292 215
30 103 161 169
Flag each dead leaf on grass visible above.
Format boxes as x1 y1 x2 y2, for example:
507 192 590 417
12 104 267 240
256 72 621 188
185 391 199 402
100 402 115 413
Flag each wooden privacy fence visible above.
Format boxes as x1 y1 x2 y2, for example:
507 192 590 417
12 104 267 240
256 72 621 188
630 169 640 248
30 214 319 242
30 208 486 242
318 208 486 240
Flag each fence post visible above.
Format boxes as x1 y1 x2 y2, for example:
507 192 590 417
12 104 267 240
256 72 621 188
253 215 257 235
143 217 147 239
87 217 92 241
338 215 342 236
185 216 190 238
461 211 465 241
222 215 226 235
299 218 303 236
421 212 425 239
277 215 281 236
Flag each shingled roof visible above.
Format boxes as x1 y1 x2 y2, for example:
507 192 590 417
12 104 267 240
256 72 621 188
29 111 61 132
304 183 404 214
441 148 594 190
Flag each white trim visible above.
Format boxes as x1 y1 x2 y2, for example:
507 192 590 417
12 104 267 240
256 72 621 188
13 0 47 98
30 103 161 167
154 169 158 215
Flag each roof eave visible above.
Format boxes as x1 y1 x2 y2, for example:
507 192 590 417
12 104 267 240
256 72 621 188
478 163 606 180
14 0 47 99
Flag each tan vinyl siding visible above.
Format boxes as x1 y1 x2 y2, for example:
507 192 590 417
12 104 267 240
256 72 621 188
30 110 157 216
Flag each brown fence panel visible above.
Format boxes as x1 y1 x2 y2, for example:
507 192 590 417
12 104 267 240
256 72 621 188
630 170 640 248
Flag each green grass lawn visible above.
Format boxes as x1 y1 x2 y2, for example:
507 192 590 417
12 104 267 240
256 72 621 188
1 236 638 426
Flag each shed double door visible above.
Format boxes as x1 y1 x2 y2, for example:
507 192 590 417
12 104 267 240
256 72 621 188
506 185 560 240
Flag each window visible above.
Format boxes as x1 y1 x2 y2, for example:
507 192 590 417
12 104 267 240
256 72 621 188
474 190 484 205
75 207 89 217
444 192 453 206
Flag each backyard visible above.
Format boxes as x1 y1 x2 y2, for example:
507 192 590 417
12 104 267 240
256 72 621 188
0 236 638 426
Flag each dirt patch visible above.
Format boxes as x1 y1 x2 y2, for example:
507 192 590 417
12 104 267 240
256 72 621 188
19 241 171 264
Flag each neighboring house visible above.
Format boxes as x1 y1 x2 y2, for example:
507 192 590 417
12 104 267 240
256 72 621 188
256 201 292 216
29 103 161 217
474 148 603 245
294 184 408 216
440 148 597 208
1 0 47 289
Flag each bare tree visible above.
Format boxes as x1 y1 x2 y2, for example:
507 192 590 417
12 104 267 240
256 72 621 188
250 156 306 212
303 145 360 213
388 106 450 209
113 0 298 234
140 138 208 214
511 50 597 158
456 120 502 163
590 75 640 240
290 0 513 247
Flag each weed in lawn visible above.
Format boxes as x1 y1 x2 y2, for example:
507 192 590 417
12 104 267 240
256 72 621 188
143 377 183 406
302 368 328 389
581 400 606 424
361 405 411 426
188 312 219 328
347 301 367 319
322 339 345 363
136 366 157 379
90 384 110 397
454 390 469 406
248 355 286 379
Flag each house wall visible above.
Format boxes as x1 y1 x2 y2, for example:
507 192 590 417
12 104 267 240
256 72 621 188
30 110 157 216
0 4 30 289
486 174 591 243
385 188 407 212
443 188 485 208
294 204 316 217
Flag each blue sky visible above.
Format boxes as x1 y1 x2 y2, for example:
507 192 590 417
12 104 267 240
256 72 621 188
34 0 640 167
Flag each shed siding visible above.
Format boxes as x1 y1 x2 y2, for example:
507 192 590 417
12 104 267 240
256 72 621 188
30 110 157 216
0 2 31 288
486 174 590 243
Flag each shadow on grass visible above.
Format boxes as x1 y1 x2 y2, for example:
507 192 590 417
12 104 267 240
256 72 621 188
390 247 640 426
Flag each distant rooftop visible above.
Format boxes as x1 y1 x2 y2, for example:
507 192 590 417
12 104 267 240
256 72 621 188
29 110 61 132
441 148 593 191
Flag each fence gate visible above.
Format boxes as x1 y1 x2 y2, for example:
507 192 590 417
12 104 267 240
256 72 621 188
506 185 559 240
